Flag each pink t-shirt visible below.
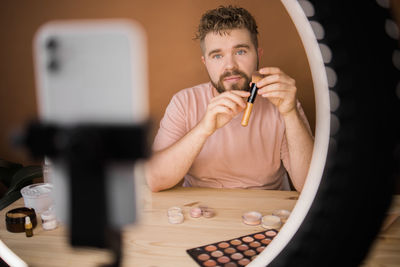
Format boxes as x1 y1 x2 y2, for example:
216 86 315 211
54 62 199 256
153 82 310 189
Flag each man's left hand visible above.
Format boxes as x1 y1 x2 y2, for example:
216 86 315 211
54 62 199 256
256 67 297 116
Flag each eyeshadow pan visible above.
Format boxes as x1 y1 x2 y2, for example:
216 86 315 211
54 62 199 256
242 236 254 243
236 244 249 251
205 245 217 252
211 250 223 258
218 242 230 248
254 233 265 239
249 241 261 248
217 256 230 264
224 262 238 267
256 246 265 253
238 258 251 266
231 253 244 260
198 254 210 261
244 249 256 257
261 238 272 245
265 230 277 237
203 259 217 267
230 239 242 246
224 247 236 254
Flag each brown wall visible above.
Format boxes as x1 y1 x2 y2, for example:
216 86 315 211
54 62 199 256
0 0 317 165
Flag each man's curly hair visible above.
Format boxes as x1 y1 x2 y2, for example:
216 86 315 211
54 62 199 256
195 5 259 52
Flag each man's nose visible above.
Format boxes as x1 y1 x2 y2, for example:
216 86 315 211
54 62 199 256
223 54 238 70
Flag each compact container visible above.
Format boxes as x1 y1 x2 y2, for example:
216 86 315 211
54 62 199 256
167 206 184 224
20 183 54 214
272 209 291 223
41 207 58 230
261 215 282 230
242 211 262 225
190 207 202 218
202 207 215 218
167 206 182 216
5 207 37 233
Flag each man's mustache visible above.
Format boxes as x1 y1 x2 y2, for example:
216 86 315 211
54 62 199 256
219 70 248 81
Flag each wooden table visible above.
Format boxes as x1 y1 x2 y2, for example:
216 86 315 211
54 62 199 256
361 195 400 267
1 186 399 267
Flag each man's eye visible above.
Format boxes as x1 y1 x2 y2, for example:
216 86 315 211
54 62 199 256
213 54 222 59
236 50 246 55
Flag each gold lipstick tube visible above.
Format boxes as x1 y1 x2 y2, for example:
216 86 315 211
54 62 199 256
241 83 257 126
241 72 263 127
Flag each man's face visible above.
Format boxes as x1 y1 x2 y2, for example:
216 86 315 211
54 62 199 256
202 28 259 94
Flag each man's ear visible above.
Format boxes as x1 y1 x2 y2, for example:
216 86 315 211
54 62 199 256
257 47 263 61
201 56 205 65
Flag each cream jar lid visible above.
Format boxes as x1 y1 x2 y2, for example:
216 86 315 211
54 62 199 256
167 206 184 224
202 207 215 218
261 215 282 230
168 212 184 224
242 211 262 225
167 206 182 216
272 209 291 221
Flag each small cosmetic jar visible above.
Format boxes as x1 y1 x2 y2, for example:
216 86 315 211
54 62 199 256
242 211 262 225
272 209 291 223
21 183 54 213
261 215 282 230
202 207 215 218
41 207 58 230
190 207 202 218
6 207 37 233
167 206 182 216
167 206 184 224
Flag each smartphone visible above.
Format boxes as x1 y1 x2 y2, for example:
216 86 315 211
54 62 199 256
33 19 148 231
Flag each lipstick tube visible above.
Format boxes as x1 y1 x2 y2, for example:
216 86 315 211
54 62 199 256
241 82 258 126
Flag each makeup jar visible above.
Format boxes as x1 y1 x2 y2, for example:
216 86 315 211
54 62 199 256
167 206 182 216
168 206 184 224
202 207 215 218
261 215 282 230
272 209 291 223
41 207 58 230
5 207 37 233
190 207 202 218
242 211 262 225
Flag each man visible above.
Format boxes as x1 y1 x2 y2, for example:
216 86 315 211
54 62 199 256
145 5 314 192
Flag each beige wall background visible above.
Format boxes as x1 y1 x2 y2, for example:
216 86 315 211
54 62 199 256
1 0 322 165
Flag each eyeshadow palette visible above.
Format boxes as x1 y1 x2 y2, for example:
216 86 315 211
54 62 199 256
186 229 278 267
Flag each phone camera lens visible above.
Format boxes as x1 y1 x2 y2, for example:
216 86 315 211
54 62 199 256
46 38 58 51
47 60 59 72
46 37 60 72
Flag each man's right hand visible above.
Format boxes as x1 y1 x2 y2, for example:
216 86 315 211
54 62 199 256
198 90 250 136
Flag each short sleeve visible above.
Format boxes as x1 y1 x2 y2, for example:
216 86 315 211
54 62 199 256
152 93 188 152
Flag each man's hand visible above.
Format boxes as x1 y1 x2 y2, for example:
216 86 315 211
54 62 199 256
256 67 297 116
199 90 250 136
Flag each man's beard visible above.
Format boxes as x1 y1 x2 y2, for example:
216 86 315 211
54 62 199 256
211 69 252 94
